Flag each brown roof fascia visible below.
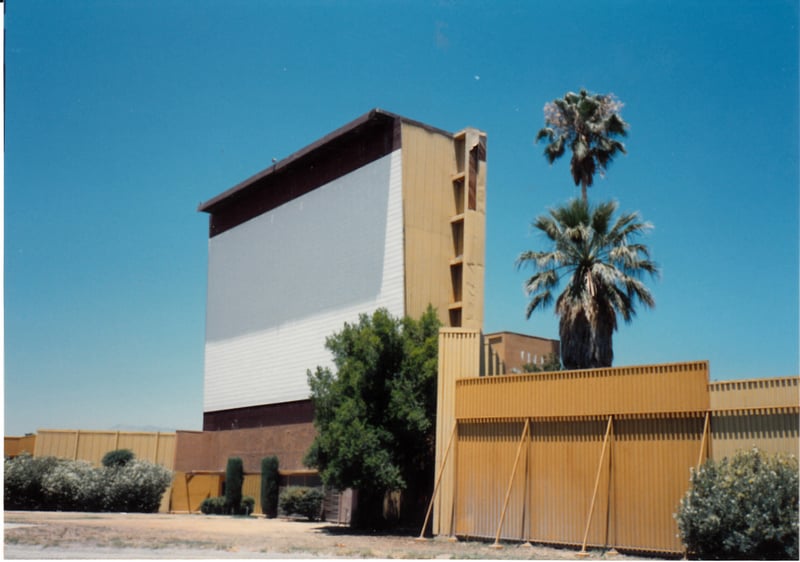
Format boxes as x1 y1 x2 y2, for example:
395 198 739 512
197 108 454 215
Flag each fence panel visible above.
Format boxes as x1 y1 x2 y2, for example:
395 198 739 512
710 377 800 459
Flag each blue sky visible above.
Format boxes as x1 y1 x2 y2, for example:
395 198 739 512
4 1 798 435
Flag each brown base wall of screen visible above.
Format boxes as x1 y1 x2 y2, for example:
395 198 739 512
203 400 314 431
180 401 317 473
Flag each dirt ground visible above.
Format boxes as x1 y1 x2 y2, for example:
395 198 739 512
3 511 656 560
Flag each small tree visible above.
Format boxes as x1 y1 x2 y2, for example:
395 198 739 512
260 456 279 518
224 457 244 515
101 449 135 468
676 448 799 559
305 306 441 528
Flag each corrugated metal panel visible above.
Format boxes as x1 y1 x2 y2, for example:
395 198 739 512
709 376 799 410
456 361 709 419
711 411 799 459
449 416 702 554
709 376 799 460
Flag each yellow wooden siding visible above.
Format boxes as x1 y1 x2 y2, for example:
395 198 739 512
709 376 799 410
709 376 800 459
456 361 710 420
400 123 457 325
433 328 482 535
242 473 262 514
450 416 703 553
169 472 223 513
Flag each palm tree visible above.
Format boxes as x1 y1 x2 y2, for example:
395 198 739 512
536 89 629 202
517 198 658 369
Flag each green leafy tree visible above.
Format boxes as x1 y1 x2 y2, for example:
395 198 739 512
517 198 658 369
536 89 628 202
304 306 441 528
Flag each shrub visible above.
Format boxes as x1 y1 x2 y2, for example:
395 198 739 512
4 454 171 513
241 495 255 515
225 457 244 513
41 459 104 511
676 448 799 560
279 486 324 521
200 495 254 516
103 459 172 513
102 449 135 468
200 496 227 515
4 454 61 510
260 456 279 518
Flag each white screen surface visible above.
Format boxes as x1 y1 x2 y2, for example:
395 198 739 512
204 151 405 412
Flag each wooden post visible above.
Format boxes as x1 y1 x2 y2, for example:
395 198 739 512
417 425 458 541
696 412 710 468
578 416 614 557
521 419 533 548
72 430 80 460
490 419 531 549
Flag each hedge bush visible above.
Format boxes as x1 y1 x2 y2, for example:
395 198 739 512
676 448 799 560
260 456 279 518
200 495 255 516
4 453 171 513
279 486 324 521
103 459 173 512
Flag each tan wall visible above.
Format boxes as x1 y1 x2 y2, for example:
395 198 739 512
4 435 36 458
33 429 176 469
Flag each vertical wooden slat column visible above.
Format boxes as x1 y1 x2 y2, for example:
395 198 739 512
433 329 481 535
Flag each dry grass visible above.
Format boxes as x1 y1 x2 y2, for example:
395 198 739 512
4 511 653 559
